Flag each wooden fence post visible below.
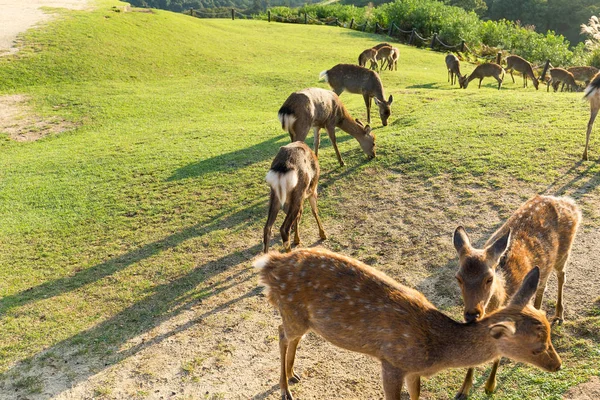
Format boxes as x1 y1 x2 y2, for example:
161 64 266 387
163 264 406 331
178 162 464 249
363 23 367 32
349 18 354 29
189 8 194 17
540 59 551 82
460 40 465 52
268 10 271 22
431 33 437 49
409 29 415 45
388 23 393 36
496 51 502 65
231 9 234 20
335 18 338 26
375 22 379 34
304 13 307 24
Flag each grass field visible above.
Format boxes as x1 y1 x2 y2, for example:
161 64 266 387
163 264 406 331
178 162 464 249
0 1 599 399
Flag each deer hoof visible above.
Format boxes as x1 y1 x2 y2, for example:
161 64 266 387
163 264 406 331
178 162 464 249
583 152 589 161
319 232 327 240
454 393 468 400
484 380 497 394
551 316 564 326
289 372 301 383
281 390 294 400
283 243 292 253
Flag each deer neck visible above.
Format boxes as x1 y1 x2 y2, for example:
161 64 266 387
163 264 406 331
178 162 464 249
487 270 507 312
337 110 367 139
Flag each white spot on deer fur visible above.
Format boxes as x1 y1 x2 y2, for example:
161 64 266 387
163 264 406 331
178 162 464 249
280 283 287 290
288 294 294 302
348 300 355 306
287 272 293 280
403 333 410 338
253 254 271 270
354 285 361 292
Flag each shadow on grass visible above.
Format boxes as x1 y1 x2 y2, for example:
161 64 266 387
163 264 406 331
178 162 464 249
406 82 446 89
543 158 600 197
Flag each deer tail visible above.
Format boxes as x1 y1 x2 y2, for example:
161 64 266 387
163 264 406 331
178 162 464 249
319 70 329 82
277 107 297 133
584 76 600 99
265 169 298 209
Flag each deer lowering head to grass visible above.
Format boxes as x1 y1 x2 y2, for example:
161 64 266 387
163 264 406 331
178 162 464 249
583 72 600 160
568 66 599 87
263 142 326 253
320 64 393 126
452 195 580 399
445 53 463 87
358 48 378 71
278 87 375 167
459 63 505 90
505 55 539 90
547 68 579 92
256 248 561 400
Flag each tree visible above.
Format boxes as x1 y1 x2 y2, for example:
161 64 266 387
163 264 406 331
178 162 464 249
446 0 487 15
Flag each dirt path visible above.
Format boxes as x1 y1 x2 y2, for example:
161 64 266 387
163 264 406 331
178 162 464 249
0 0 90 56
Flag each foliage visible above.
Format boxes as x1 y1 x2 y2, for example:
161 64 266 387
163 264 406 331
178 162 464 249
445 0 487 15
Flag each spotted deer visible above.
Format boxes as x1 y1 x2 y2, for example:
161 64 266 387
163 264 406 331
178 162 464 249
452 195 580 399
547 68 579 92
568 66 599 87
319 64 393 126
459 63 505 90
583 72 600 160
256 248 561 400
445 53 463 87
263 142 326 253
505 55 539 90
358 48 378 70
278 87 375 167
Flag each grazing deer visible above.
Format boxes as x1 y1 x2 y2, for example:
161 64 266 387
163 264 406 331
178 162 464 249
375 45 395 71
263 142 326 253
583 72 600 160
568 66 599 86
459 63 505 90
358 48 378 71
505 55 539 90
256 248 561 400
452 195 580 399
319 64 393 126
278 87 375 167
547 68 579 92
445 53 463 87
387 47 399 71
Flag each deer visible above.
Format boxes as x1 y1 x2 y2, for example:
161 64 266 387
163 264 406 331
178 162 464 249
387 47 399 71
546 68 579 92
505 55 539 90
459 63 505 90
255 248 562 400
319 64 393 126
445 53 463 87
263 142 326 253
374 45 395 71
278 87 375 167
452 195 580 399
583 72 600 160
358 48 378 71
568 66 599 87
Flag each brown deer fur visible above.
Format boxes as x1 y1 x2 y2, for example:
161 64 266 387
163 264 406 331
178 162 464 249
256 248 561 400
375 45 394 71
452 195 580 398
459 63 505 90
388 47 399 71
263 142 326 253
583 72 600 160
547 68 578 92
278 87 375 167
506 55 539 90
445 53 463 87
358 48 378 71
320 64 393 126
568 66 599 86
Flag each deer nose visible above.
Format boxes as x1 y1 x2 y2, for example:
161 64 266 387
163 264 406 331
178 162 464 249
554 363 562 372
464 312 480 323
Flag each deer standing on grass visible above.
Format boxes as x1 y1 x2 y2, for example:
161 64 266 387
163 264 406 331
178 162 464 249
387 47 399 71
375 45 395 71
278 87 375 167
263 142 326 253
358 48 379 71
505 55 539 90
256 248 562 400
459 63 505 90
547 68 579 92
320 64 393 126
568 66 599 87
452 195 580 399
583 72 600 160
445 53 463 87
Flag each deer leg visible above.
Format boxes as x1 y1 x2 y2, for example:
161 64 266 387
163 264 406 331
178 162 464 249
308 194 327 240
280 195 302 253
523 74 527 87
534 273 551 309
381 360 403 400
583 106 598 160
484 358 500 394
278 325 294 400
510 70 515 84
496 76 503 90
405 375 421 400
313 127 321 156
326 125 345 167
454 368 474 400
553 269 566 324
363 94 372 124
285 336 302 384
478 78 483 89
292 205 303 246
263 191 280 253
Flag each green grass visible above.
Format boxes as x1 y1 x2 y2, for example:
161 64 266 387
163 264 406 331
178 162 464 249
0 1 599 398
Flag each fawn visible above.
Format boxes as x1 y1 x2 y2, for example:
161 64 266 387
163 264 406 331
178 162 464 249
505 55 539 90
256 248 562 400
445 53 463 87
583 72 600 160
547 68 579 92
358 48 378 71
278 87 375 167
320 64 393 126
452 195 580 399
459 63 505 90
263 142 326 253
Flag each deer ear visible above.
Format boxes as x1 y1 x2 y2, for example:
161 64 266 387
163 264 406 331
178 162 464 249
374 97 382 106
489 320 516 339
388 95 393 105
510 266 540 307
355 118 364 127
453 226 471 255
485 229 511 266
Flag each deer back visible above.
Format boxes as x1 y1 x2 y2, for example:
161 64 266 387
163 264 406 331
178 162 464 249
375 45 394 62
372 42 392 51
568 66 599 83
324 64 385 98
453 195 580 322
550 68 577 86
445 54 459 71
358 48 377 68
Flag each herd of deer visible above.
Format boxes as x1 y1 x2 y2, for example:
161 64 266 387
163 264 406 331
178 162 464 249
256 41 589 399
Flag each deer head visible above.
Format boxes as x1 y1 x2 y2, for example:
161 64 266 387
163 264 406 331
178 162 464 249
373 95 393 126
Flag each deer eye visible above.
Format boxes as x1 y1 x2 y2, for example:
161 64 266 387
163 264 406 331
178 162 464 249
485 277 493 285
531 348 544 356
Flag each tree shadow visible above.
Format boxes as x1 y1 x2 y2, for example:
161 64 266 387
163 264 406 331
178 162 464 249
406 82 446 89
543 158 600 197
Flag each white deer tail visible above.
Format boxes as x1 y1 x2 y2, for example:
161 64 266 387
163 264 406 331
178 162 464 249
319 70 329 82
277 112 297 133
266 170 298 208
584 81 600 99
